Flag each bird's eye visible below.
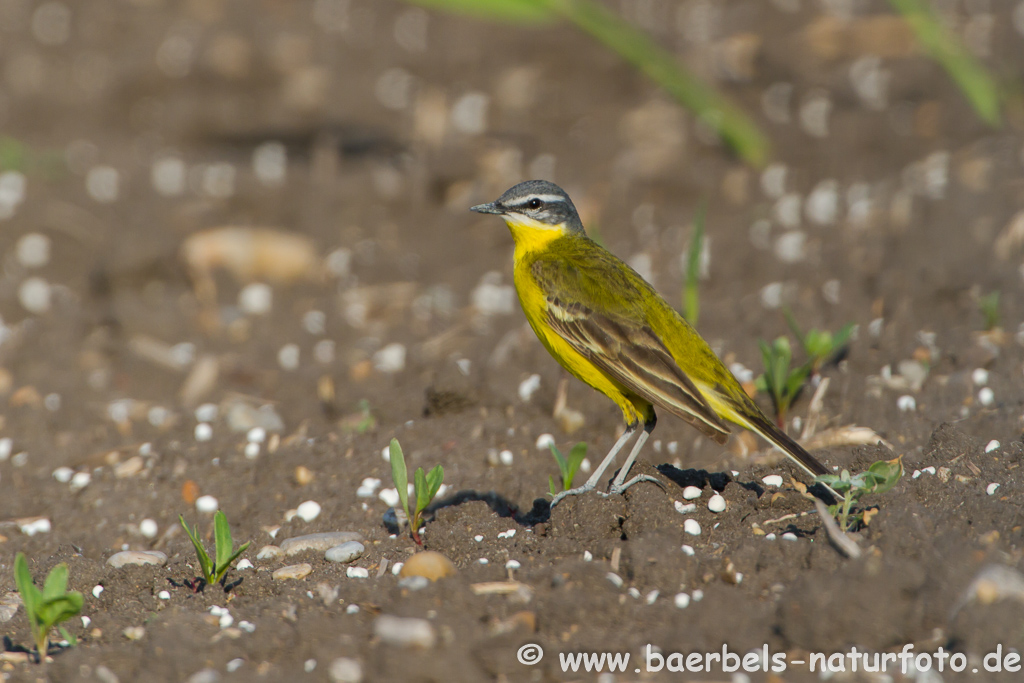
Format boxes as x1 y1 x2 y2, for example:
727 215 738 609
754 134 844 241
527 198 542 210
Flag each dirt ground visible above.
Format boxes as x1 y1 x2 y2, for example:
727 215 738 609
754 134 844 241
2 0 1024 681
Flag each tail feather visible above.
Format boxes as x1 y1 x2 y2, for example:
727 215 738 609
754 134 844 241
742 411 830 478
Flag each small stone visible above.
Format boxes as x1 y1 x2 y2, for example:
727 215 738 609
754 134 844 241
518 374 541 402
987 483 1000 496
52 466 73 483
372 343 406 373
325 541 364 564
226 659 244 673
346 567 369 579
245 442 260 459
505 559 521 571
294 466 315 486
683 519 702 536
236 559 253 570
18 277 51 314
378 488 400 507
107 550 167 568
195 495 219 513
535 433 555 450
674 592 691 609
158 590 171 600
972 368 990 386
247 427 266 443
114 456 145 478
499 449 514 466
329 657 363 683
15 233 50 269
281 532 364 556
273 563 313 580
762 475 784 488
93 585 104 598
897 395 916 412
238 283 272 316
185 669 218 683
681 545 695 556
194 423 213 442
86 166 119 203
278 344 300 370
123 626 146 641
583 551 593 561
399 551 456 581
978 387 995 407
782 532 799 541
257 545 283 560
682 486 702 500
474 535 483 542
606 572 624 588
674 501 696 514
19 518 50 536
986 440 1000 453
708 494 727 513
373 614 436 649
296 500 322 522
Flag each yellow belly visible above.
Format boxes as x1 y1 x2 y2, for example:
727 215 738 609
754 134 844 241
513 254 649 426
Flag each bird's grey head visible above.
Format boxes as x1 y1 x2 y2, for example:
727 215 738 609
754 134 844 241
470 180 584 234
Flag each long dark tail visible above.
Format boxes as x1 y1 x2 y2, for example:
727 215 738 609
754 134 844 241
743 411 830 478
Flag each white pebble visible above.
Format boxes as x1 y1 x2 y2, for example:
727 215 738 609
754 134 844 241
912 469 922 479
806 179 839 225
373 343 406 374
303 310 326 335
761 475 783 488
278 343 300 371
922 466 936 475
93 585 104 598
760 282 784 309
986 440 1000 453
151 157 186 196
139 519 158 539
15 233 51 268
683 519 701 536
505 559 521 571
247 427 266 444
195 403 218 422
497 528 516 539
238 283 273 316
606 572 624 588
535 433 555 450
12 452 27 467
682 486 702 500
314 339 335 364
0 171 27 213
0 438 10 460
18 277 51 314
765 533 777 540
627 587 642 599
773 231 806 264
986 483 1000 495
52 467 74 483
707 494 727 513
86 166 119 203
674 501 696 514
774 193 802 229
478 558 489 565
897 395 917 412
761 163 787 198
674 592 691 609
378 488 400 507
978 387 994 407
19 518 50 536
346 567 369 579
239 620 256 632
236 559 253 570
245 442 260 459
70 471 91 490
381 446 391 462
782 532 798 541
499 449 514 466
972 368 990 386
391 562 403 575
579 458 591 473
158 590 171 600
252 141 287 187
450 91 489 135
518 374 541 402
194 422 213 442
296 500 322 522
474 535 483 542
471 272 515 315
227 659 243 673
195 495 219 513
583 550 593 561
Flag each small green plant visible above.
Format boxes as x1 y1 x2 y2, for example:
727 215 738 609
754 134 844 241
388 438 445 545
978 291 1000 331
340 399 377 434
815 458 904 532
13 552 84 661
179 510 251 587
784 310 854 375
755 336 809 427
548 442 588 496
682 202 706 327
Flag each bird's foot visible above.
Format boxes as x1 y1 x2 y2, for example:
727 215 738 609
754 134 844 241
608 474 664 497
550 482 607 508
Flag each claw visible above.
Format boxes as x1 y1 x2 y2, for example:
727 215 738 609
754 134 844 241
550 482 608 508
608 474 664 497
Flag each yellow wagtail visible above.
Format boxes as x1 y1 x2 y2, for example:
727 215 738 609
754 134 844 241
471 180 831 505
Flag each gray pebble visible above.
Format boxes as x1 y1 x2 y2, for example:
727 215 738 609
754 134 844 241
281 532 364 556
0 592 21 623
373 614 436 649
273 563 312 581
325 541 364 564
185 669 220 683
329 657 363 683
256 545 283 560
397 575 430 591
106 551 168 568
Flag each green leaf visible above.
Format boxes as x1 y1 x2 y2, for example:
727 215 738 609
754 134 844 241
58 626 77 648
212 542 251 585
213 511 234 576
549 443 568 477
37 594 83 630
549 475 558 497
888 0 1001 127
41 563 69 603
425 465 445 503
564 442 588 490
180 515 214 582
414 467 430 515
403 0 555 23
14 553 40 628
864 457 903 496
389 438 410 521
683 202 706 326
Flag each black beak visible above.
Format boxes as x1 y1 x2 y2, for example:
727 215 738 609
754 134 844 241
470 201 504 215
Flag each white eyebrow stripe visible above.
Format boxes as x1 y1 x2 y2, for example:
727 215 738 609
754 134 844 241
507 193 566 206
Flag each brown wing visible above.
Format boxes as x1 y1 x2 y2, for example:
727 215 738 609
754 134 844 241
546 296 730 443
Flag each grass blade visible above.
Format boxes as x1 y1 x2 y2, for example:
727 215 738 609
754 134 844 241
683 201 706 326
887 0 1001 126
214 511 233 576
403 0 555 23
180 515 214 582
548 0 769 166
389 438 410 520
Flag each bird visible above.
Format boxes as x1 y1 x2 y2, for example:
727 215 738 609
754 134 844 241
471 180 831 506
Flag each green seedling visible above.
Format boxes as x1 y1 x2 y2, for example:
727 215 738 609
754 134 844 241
179 510 251 588
784 310 854 375
340 399 377 434
978 291 1000 331
401 0 768 166
388 438 445 545
13 552 83 661
682 202 706 327
548 442 588 496
755 336 809 427
815 457 904 532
